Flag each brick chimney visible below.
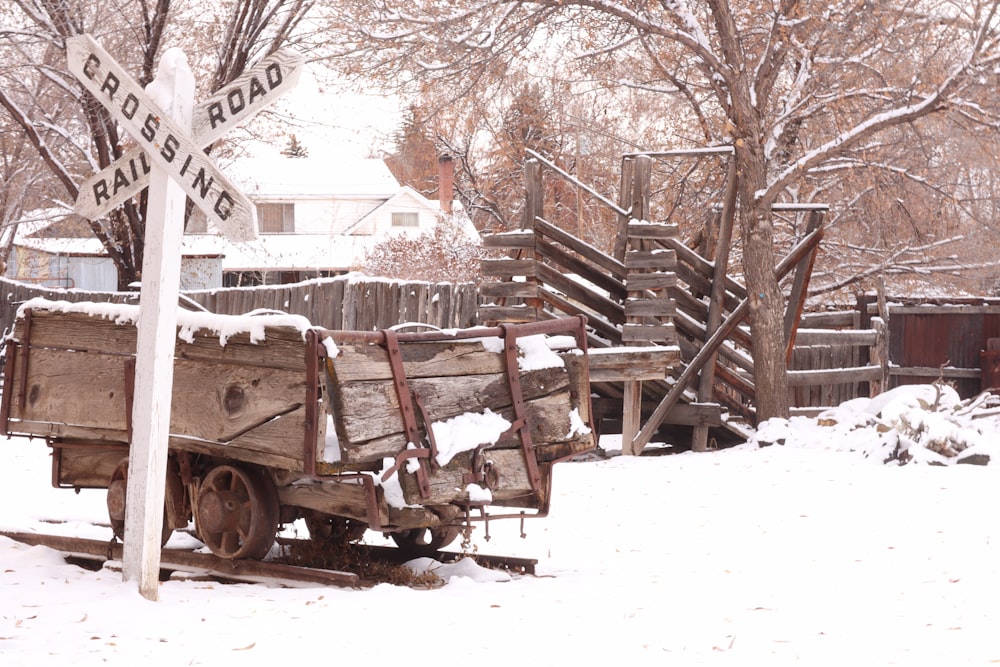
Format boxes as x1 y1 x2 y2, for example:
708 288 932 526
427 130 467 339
438 154 454 216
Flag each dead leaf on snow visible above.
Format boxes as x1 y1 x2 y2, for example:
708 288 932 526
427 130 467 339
234 643 256 651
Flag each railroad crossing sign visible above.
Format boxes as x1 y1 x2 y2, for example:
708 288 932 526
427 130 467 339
65 34 301 600
73 45 304 237
68 34 302 241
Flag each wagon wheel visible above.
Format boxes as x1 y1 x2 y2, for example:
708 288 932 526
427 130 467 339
390 526 461 557
106 458 173 546
305 512 367 544
195 464 279 560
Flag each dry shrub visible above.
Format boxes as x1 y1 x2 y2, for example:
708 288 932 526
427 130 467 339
282 534 442 589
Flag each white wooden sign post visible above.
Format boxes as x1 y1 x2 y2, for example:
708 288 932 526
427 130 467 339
66 34 301 600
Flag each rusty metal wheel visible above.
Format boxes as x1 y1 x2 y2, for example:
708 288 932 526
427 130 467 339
195 464 279 560
390 526 460 557
106 458 173 546
305 513 367 543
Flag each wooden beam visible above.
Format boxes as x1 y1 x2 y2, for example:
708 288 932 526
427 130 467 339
632 224 825 454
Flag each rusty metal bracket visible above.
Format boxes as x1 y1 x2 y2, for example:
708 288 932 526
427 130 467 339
381 329 431 498
381 446 430 478
462 447 498 489
123 357 135 444
497 323 542 491
0 340 18 433
303 329 321 476
412 393 439 467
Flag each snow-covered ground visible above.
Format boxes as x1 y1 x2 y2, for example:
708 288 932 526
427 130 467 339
4 384 1000 665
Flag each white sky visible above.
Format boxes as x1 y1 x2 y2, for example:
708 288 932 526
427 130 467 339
242 64 402 160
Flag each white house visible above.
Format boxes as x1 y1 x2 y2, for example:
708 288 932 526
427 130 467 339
183 155 470 286
6 155 471 290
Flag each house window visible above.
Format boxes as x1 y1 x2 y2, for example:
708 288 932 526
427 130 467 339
257 203 295 233
391 212 419 227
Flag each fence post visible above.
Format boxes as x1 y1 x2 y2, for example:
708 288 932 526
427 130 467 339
613 157 635 264
871 316 889 397
621 155 651 455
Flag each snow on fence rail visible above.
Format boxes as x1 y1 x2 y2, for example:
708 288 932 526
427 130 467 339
0 276 479 340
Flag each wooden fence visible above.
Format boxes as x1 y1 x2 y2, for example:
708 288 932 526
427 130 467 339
0 276 478 340
788 311 888 410
787 295 1000 411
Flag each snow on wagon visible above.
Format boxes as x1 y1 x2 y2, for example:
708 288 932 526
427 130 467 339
1 299 595 559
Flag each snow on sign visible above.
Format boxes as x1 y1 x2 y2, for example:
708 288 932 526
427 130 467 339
74 46 304 227
66 34 293 242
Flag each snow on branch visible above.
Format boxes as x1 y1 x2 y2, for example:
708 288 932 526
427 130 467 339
764 59 978 203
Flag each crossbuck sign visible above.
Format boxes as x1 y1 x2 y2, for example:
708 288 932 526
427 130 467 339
66 34 302 600
69 35 303 241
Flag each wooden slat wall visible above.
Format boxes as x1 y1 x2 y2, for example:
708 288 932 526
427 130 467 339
0 276 478 338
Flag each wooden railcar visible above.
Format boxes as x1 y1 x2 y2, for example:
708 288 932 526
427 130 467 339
1 299 595 559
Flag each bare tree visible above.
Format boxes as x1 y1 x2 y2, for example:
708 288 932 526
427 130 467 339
356 218 486 283
323 0 1000 420
0 0 319 289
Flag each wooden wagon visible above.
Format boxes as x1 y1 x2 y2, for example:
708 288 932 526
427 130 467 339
1 298 595 559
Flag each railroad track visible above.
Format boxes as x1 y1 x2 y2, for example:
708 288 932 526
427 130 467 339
0 530 537 588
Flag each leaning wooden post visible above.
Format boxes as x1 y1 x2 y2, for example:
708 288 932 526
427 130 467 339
67 34 282 599
782 208 826 363
522 158 544 316
613 156 635 264
631 225 825 454
691 158 738 452
122 48 194 600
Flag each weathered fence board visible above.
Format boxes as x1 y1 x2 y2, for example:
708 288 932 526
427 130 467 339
0 276 478 339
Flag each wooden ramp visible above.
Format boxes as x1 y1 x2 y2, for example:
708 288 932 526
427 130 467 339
479 149 827 453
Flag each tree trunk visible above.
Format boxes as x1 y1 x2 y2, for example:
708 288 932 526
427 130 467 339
735 143 790 422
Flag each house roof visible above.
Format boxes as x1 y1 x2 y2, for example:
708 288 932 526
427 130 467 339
181 233 372 272
228 157 401 199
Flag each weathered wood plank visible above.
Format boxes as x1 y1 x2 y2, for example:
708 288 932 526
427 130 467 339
327 339 506 383
480 258 538 278
53 443 129 488
482 232 535 249
591 398 722 427
535 263 625 324
9 347 130 431
624 298 677 318
8 345 307 448
793 328 878 346
626 272 677 291
625 249 677 270
535 237 628 300
787 366 884 386
339 389 587 464
626 222 680 239
587 346 679 381
277 480 388 526
14 309 137 354
171 357 307 442
621 322 677 343
332 367 570 444
534 217 626 279
479 282 540 299
477 305 541 323
397 448 539 506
